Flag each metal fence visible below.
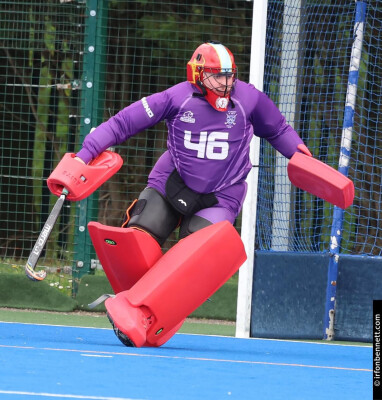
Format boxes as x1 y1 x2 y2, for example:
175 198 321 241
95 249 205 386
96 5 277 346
1 1 381 303
0 0 253 291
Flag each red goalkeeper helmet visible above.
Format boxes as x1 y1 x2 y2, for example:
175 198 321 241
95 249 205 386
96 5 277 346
187 41 237 111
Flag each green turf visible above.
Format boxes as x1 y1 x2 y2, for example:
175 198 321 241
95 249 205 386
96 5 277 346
75 274 113 312
0 308 236 336
0 274 77 311
75 273 238 321
0 272 238 321
0 271 238 337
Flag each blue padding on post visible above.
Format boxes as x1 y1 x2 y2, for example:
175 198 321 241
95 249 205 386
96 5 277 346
343 106 355 128
348 70 359 85
335 255 382 342
250 251 328 340
355 1 367 23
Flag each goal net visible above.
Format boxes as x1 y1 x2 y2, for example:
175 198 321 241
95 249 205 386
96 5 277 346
238 0 381 337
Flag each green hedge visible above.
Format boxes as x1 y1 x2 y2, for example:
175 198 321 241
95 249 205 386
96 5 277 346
0 273 238 321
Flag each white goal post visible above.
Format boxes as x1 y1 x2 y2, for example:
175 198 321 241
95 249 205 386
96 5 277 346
236 0 268 338
236 0 302 338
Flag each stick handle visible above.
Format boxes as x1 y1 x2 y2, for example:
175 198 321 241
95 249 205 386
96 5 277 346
25 189 68 281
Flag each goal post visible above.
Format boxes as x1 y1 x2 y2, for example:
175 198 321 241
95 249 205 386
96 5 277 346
236 0 268 339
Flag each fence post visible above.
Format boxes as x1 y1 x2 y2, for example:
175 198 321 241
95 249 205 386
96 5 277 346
73 0 108 289
324 0 367 340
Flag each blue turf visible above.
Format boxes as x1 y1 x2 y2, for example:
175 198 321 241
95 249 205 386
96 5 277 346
0 322 371 400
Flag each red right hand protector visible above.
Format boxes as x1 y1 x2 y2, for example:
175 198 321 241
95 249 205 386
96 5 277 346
288 152 354 209
47 151 123 201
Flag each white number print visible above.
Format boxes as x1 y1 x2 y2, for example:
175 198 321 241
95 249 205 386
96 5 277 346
184 130 229 160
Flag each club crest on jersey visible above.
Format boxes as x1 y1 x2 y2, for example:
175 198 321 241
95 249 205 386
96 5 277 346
180 111 195 123
225 111 237 128
216 97 229 109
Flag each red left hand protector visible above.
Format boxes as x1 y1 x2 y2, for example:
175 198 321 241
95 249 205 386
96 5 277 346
47 151 123 201
287 152 354 209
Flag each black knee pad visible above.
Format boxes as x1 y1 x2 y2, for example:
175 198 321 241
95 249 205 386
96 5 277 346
127 187 180 245
179 215 212 240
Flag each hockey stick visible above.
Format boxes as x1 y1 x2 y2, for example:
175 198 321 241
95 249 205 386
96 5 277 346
25 150 123 281
25 188 68 281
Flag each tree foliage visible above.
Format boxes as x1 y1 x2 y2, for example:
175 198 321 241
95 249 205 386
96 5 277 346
0 0 381 261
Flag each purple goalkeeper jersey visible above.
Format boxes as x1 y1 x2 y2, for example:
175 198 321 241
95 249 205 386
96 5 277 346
76 80 304 222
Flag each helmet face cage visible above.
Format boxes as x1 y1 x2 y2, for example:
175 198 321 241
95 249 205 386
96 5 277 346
200 66 237 97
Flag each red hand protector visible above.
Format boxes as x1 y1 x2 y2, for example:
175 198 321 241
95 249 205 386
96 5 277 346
288 152 354 209
47 151 123 201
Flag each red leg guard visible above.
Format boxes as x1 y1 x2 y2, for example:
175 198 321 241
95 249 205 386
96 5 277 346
105 221 247 347
88 222 162 293
106 298 185 347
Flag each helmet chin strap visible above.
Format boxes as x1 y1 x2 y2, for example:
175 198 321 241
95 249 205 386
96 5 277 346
221 75 229 97
196 80 208 96
195 80 230 112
